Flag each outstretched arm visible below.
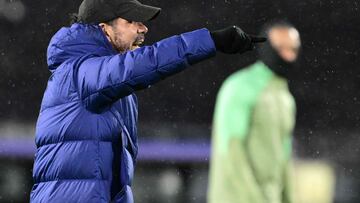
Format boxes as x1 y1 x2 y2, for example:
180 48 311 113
76 28 216 113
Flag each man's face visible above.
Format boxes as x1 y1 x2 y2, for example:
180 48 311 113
268 27 301 62
100 17 148 53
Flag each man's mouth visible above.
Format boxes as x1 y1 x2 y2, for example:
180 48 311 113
133 40 144 46
133 35 145 46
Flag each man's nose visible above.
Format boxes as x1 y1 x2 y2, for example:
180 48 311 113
137 22 148 34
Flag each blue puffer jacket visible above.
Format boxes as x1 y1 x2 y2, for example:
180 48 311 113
30 23 216 203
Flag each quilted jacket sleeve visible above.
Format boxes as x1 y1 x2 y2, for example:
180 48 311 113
75 28 216 113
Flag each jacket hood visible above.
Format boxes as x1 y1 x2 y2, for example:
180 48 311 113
47 23 116 71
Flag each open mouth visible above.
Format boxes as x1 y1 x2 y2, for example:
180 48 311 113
133 35 145 46
133 40 144 46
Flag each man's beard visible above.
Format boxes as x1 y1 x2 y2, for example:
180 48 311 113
112 34 131 53
111 31 144 53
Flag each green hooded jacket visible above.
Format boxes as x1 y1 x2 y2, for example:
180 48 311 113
208 61 296 203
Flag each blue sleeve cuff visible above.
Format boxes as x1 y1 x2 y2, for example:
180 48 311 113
179 28 217 64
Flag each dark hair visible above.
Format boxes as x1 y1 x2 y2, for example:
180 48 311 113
69 13 81 25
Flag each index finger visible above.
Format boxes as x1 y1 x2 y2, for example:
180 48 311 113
251 36 267 43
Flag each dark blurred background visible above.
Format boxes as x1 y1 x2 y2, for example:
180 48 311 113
0 0 359 202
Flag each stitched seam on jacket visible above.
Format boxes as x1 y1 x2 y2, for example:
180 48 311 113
41 99 81 112
38 139 112 148
34 178 109 184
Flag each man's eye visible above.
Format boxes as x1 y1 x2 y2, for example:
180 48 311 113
127 20 133 24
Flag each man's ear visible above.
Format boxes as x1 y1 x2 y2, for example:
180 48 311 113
99 23 111 41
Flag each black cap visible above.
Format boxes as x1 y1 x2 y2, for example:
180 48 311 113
78 0 161 24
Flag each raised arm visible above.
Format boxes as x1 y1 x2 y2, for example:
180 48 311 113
75 28 216 113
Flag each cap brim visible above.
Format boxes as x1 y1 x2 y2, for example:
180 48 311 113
124 4 161 22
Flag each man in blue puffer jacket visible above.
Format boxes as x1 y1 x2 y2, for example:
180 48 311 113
30 0 266 202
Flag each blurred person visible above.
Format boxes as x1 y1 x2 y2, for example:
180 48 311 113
208 21 301 203
29 0 266 202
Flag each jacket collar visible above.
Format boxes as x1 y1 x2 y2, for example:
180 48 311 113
47 23 117 72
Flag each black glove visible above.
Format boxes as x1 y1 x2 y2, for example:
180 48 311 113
210 25 267 54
